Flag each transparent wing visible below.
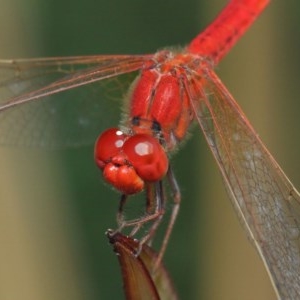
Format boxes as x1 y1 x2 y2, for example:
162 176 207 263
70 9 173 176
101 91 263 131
0 55 150 147
188 68 300 299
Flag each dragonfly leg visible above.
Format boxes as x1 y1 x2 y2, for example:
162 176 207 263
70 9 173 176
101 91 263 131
111 166 180 265
116 194 128 230
112 182 166 242
139 181 165 243
155 165 181 268
126 165 181 266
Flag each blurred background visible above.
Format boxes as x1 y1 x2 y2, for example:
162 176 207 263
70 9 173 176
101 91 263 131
0 0 299 299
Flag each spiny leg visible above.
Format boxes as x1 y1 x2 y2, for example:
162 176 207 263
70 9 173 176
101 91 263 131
116 194 128 231
129 182 163 237
155 165 181 268
114 182 166 240
139 180 166 246
112 166 180 264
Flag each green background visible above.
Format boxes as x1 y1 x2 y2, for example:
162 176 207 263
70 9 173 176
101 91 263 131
0 1 299 299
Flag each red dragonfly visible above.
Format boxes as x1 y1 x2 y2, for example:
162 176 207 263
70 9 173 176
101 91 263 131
0 0 299 298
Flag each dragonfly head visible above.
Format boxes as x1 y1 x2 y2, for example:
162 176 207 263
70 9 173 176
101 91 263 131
94 128 169 195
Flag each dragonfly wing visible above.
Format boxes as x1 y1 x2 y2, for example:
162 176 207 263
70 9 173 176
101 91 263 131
188 68 300 299
0 55 149 147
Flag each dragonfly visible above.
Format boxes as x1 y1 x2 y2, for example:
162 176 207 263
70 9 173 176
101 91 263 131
0 0 299 298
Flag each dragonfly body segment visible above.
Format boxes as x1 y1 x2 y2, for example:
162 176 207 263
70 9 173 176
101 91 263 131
128 51 203 151
188 0 270 64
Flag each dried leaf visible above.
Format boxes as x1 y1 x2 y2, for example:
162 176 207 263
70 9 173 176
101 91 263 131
107 231 178 300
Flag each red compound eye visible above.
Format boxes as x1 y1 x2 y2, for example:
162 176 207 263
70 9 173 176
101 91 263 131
94 128 127 168
123 134 169 182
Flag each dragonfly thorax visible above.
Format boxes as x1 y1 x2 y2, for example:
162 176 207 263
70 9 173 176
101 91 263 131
127 50 204 151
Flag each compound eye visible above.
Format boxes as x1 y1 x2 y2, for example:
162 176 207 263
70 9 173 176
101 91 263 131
94 128 127 166
123 134 168 182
